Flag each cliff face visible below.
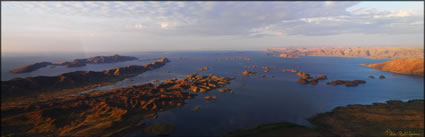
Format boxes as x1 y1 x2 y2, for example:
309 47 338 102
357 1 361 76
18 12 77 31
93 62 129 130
10 54 138 73
266 46 424 59
367 58 424 76
2 58 170 98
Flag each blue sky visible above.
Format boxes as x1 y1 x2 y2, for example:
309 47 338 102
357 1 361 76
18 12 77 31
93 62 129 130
1 1 423 53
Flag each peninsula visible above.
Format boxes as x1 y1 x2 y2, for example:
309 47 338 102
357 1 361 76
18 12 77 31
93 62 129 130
366 58 424 76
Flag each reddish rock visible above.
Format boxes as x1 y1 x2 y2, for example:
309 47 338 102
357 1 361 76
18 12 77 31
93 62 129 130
297 72 312 79
200 66 209 71
243 70 256 76
297 78 309 84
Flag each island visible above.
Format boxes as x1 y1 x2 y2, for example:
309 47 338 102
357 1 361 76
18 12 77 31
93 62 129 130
366 58 424 76
228 99 424 137
326 80 366 87
9 54 138 73
1 58 170 106
9 62 53 73
296 72 327 85
1 74 233 137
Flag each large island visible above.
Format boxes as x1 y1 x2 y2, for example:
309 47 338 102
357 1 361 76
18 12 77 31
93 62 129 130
9 54 138 73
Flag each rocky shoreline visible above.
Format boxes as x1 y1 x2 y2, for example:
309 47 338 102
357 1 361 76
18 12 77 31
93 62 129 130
228 99 424 137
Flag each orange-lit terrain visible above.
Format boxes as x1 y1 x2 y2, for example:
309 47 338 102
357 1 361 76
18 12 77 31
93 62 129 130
1 73 233 136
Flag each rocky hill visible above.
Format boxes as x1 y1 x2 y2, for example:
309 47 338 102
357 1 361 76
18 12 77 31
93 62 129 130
266 46 424 59
10 54 138 73
366 58 424 76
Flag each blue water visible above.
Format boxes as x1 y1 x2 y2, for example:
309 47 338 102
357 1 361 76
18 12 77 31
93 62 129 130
1 51 424 136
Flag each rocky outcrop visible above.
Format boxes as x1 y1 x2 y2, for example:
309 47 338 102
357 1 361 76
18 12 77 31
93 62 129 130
282 69 297 72
263 67 270 72
296 72 327 85
228 100 424 137
379 75 386 79
266 46 424 60
368 76 375 79
242 70 256 76
10 55 138 73
218 88 233 93
367 58 424 76
200 66 209 71
2 58 170 99
297 72 312 79
296 78 309 84
9 62 53 73
1 74 233 137
326 80 366 87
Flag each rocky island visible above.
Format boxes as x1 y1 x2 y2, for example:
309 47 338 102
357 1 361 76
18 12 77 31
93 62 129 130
9 54 138 73
326 80 366 87
296 72 327 85
228 99 424 137
1 74 233 137
366 58 424 76
2 58 170 103
9 62 53 73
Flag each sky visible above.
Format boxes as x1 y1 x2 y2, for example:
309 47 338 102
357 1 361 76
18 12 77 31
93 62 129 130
1 1 424 53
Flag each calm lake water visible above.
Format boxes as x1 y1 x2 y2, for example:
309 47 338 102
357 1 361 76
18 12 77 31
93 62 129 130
2 51 424 136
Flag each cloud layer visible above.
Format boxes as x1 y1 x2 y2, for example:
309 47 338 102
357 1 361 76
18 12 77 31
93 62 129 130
1 1 423 52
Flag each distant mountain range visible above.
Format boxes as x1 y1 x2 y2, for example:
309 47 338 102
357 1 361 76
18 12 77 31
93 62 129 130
266 46 424 59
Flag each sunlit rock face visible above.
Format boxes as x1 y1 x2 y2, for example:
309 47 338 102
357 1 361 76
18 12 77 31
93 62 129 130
367 58 424 76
